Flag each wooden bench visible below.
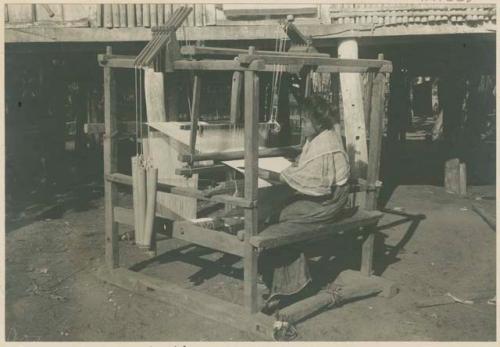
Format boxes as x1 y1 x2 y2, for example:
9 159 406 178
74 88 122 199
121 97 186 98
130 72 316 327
250 209 383 250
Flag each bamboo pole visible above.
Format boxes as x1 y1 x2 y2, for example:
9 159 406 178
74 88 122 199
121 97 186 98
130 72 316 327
157 4 164 24
164 4 172 21
103 4 112 28
195 4 204 26
143 4 151 28
132 156 142 244
150 4 157 27
127 4 135 27
135 4 143 27
95 4 102 27
204 4 216 25
137 158 147 247
143 166 158 252
112 4 120 28
186 4 194 26
119 4 126 27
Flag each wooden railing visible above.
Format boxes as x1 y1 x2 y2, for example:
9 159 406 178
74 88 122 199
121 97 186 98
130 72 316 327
4 4 332 28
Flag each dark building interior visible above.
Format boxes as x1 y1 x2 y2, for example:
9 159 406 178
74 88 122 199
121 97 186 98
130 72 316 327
5 34 495 226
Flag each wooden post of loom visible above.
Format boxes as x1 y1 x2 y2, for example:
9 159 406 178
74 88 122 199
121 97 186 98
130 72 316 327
189 73 202 160
362 53 387 276
103 46 119 268
363 72 375 131
230 71 243 124
243 47 260 313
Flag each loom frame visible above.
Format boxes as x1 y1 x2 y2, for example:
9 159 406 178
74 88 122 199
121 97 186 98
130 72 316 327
98 44 395 339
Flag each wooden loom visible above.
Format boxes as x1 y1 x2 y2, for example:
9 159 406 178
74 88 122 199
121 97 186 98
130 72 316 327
97 7 397 340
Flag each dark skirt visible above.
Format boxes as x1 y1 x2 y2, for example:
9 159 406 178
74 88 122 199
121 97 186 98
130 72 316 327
259 184 350 300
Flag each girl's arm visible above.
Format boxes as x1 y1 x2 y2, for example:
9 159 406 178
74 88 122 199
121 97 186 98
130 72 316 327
257 168 286 184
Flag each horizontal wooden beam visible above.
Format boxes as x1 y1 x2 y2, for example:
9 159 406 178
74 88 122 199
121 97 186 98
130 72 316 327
238 53 391 69
175 164 229 176
331 10 496 18
85 121 145 134
330 4 495 12
105 173 255 208
176 58 392 73
98 55 393 74
114 206 184 226
96 266 274 340
5 23 495 44
98 54 136 68
223 6 318 18
114 206 135 226
173 221 245 256
180 45 330 58
179 145 302 163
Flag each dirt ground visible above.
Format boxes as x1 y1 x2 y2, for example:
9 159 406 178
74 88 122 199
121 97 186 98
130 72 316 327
5 184 496 341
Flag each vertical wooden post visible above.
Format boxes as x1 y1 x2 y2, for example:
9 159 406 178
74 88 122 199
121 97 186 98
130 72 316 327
143 4 151 28
365 54 386 211
189 73 202 157
229 71 243 124
95 4 102 27
150 4 158 27
112 4 120 28
361 53 387 276
103 4 112 28
338 39 368 207
243 50 259 313
119 4 126 27
164 4 172 20
103 46 119 269
204 4 216 25
135 4 143 27
157 4 164 25
304 70 313 98
126 4 135 27
363 72 374 131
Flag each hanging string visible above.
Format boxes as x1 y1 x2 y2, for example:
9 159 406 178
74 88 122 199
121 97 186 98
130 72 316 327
267 23 288 134
139 68 144 157
134 65 139 156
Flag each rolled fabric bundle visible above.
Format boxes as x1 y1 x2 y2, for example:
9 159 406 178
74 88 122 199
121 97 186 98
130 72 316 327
143 165 158 252
136 156 148 247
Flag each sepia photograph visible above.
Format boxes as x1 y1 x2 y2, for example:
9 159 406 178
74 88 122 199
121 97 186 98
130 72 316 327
3 2 497 342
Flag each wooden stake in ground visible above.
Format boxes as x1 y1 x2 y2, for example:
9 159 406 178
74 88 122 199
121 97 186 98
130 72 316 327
445 158 466 195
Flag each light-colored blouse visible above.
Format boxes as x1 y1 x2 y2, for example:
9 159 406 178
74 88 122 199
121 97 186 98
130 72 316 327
281 129 350 196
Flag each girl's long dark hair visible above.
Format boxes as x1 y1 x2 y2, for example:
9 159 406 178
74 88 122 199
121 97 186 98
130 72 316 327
302 94 339 131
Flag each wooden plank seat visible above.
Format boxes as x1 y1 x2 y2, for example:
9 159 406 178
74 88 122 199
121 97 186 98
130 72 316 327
249 208 383 250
